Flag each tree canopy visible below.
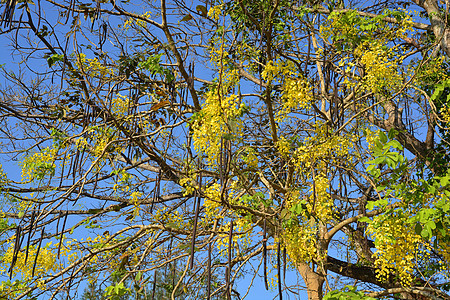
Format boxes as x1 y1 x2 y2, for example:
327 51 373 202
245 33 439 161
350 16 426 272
0 0 449 299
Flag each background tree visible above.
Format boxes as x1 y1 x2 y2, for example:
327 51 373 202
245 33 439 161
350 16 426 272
0 0 449 299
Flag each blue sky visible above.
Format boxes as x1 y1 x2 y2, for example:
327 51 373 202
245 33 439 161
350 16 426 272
0 0 440 299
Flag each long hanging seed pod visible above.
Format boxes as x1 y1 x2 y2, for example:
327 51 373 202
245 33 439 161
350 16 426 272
225 139 231 175
263 219 268 290
72 148 80 185
66 151 74 185
55 211 62 236
172 259 176 293
189 172 202 269
58 212 68 259
150 169 161 214
59 152 67 188
207 241 212 300
24 211 36 264
77 146 86 178
283 247 287 283
166 236 172 278
32 226 45 277
225 221 233 300
151 270 157 300
9 225 22 279
92 172 99 195
277 242 282 300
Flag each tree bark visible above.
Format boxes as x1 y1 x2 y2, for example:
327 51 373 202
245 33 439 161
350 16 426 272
297 262 325 300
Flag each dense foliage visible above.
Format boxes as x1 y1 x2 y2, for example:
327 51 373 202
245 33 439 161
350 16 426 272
0 0 449 299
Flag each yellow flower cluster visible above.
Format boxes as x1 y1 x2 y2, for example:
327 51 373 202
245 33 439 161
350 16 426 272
416 56 448 84
364 128 381 151
123 11 152 29
356 43 401 94
280 172 332 263
262 60 313 120
20 147 57 182
0 242 58 284
153 207 184 228
319 11 359 43
283 222 317 263
367 213 422 286
113 169 132 193
261 60 286 83
111 94 131 117
279 76 313 116
203 183 222 219
216 218 252 255
75 53 113 77
207 4 223 21
276 136 290 157
0 163 8 186
75 136 88 149
440 105 450 123
307 173 333 222
193 29 252 167
294 121 353 169
281 190 318 263
395 13 414 38
130 191 143 217
192 83 244 166
243 148 259 168
320 10 413 45
179 175 198 196
283 189 300 210
88 126 122 158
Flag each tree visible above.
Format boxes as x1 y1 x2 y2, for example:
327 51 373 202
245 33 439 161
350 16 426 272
0 0 449 299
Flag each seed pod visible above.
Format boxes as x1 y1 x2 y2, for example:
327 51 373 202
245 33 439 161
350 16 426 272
58 212 68 259
25 211 36 264
9 225 22 279
207 241 212 300
225 221 233 300
263 219 268 290
32 227 45 277
277 242 282 300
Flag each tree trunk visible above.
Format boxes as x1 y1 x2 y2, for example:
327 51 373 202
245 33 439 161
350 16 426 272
297 262 325 300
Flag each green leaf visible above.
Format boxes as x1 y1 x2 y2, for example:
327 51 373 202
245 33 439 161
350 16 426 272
135 271 142 281
440 176 450 187
421 227 429 239
379 131 388 143
388 140 403 150
426 220 436 230
181 14 193 22
443 190 450 198
280 208 290 219
47 53 64 67
196 5 207 16
374 139 383 150
366 164 375 172
372 156 386 165
414 223 422 235
358 216 371 223
376 185 386 192
388 128 398 139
